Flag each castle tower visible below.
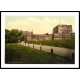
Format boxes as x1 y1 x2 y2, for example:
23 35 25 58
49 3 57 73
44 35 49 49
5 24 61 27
52 24 73 40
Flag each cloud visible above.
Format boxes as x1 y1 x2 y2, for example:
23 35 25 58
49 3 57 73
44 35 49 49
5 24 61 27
5 16 75 34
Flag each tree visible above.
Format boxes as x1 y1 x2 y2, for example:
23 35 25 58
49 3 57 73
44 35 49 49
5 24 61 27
45 33 49 35
5 29 22 43
5 29 11 43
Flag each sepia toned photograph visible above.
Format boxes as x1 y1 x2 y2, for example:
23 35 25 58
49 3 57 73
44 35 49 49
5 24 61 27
1 12 79 68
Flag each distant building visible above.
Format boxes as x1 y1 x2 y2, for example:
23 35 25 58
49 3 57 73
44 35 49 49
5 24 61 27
52 24 75 40
22 31 52 41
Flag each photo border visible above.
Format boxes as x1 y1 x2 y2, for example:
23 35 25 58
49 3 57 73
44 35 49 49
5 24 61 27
0 11 79 69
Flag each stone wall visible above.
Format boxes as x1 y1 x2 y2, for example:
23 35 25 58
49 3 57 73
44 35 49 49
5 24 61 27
22 24 75 41
22 31 52 41
53 25 75 40
32 34 52 41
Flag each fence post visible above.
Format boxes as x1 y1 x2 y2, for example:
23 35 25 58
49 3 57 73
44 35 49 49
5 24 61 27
40 46 42 50
33 45 34 48
28 44 29 47
22 42 23 45
25 43 26 46
72 53 75 63
40 43 42 50
51 49 53 54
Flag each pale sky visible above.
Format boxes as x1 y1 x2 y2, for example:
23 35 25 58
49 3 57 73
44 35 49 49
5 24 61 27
5 16 75 34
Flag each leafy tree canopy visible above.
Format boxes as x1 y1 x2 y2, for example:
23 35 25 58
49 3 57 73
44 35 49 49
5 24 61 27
5 29 22 43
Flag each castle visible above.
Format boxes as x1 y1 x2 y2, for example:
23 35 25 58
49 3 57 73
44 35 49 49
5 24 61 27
22 31 52 41
22 24 75 41
52 24 75 40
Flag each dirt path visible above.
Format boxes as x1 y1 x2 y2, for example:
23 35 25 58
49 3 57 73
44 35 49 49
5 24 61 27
19 42 75 58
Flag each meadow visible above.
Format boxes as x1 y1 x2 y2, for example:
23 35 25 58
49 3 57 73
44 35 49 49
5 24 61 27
5 43 73 64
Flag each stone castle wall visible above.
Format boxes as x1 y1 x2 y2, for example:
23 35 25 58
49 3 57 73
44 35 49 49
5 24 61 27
22 31 52 41
22 24 75 41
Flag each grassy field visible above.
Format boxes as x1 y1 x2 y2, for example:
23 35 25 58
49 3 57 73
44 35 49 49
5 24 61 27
5 43 74 64
28 39 75 49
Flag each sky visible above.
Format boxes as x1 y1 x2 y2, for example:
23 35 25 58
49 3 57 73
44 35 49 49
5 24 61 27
5 16 75 34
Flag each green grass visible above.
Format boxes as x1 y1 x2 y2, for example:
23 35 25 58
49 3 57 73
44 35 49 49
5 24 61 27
28 39 75 49
5 43 74 64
